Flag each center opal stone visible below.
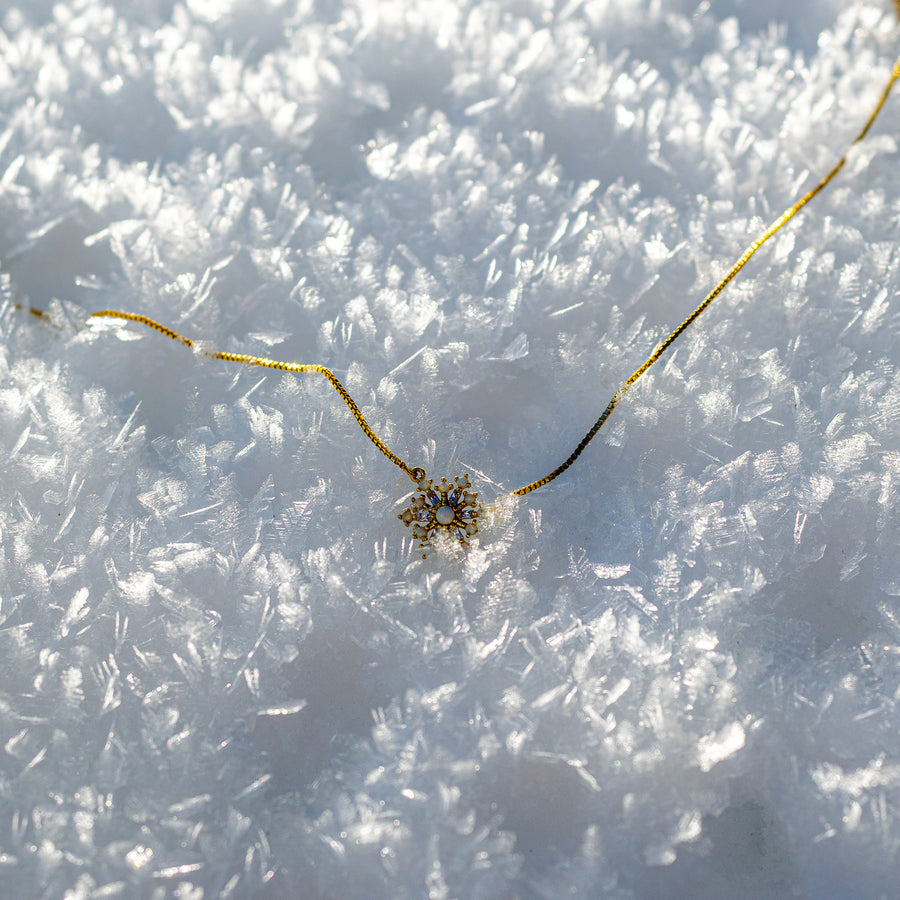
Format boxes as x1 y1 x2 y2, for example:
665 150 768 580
435 505 456 526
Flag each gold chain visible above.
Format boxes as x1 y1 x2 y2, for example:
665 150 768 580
14 49 900 504
514 48 900 495
86 311 426 484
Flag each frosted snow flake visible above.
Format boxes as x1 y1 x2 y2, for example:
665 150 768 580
811 759 900 799
695 720 746 773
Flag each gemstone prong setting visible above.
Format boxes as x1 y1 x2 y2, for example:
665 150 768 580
398 473 483 558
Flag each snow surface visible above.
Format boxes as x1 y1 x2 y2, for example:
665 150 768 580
1 0 899 897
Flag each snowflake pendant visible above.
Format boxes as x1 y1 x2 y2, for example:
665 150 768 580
398 474 482 557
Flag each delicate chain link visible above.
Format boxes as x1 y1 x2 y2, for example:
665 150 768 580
87 311 422 482
14 50 900 499
513 49 900 496
17 305 423 480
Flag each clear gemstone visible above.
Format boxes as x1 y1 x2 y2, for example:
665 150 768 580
435 505 456 526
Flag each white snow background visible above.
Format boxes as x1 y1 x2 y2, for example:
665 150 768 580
1 0 899 897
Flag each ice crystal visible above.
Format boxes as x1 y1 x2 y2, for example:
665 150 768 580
0 0 899 896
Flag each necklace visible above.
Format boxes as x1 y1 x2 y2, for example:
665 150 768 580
15 50 900 559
